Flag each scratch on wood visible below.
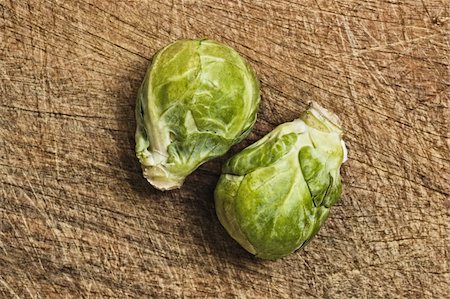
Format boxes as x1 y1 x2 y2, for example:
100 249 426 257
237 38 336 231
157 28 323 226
0 277 22 299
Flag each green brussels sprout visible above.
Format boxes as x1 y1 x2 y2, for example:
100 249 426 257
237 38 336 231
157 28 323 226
214 103 347 260
135 39 260 190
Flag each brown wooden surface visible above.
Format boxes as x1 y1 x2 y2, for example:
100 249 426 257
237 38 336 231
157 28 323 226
1 0 449 298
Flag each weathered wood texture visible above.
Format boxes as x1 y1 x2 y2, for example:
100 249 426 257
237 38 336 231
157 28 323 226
1 0 449 298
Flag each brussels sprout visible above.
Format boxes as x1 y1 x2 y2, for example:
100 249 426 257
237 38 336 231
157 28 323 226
214 103 347 260
135 39 260 190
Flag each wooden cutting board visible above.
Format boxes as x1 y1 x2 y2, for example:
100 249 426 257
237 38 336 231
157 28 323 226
1 1 449 298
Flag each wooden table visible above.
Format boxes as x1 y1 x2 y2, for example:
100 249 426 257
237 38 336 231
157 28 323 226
2 1 449 298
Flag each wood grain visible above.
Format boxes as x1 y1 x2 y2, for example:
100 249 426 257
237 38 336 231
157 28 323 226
1 0 449 298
